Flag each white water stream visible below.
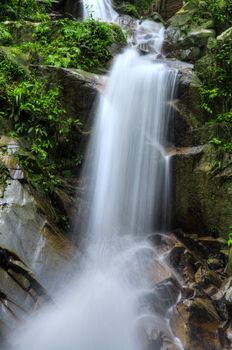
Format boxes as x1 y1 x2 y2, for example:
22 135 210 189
82 0 117 21
6 2 183 350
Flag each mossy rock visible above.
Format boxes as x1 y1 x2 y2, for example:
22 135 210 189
168 8 196 27
173 144 232 235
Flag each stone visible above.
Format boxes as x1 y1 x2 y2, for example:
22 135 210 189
171 298 222 350
139 277 181 316
180 29 216 48
166 46 201 62
31 65 102 126
170 65 203 147
53 0 82 19
116 15 137 39
169 244 196 283
173 144 232 234
213 277 232 304
153 0 183 20
168 8 196 27
0 135 76 291
194 266 222 289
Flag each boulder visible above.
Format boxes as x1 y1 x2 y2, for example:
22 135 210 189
155 0 183 20
179 29 216 48
0 137 75 292
164 4 216 62
171 298 222 350
53 0 82 19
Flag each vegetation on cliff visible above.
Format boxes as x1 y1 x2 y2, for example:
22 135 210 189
0 1 126 228
0 0 51 21
19 18 126 71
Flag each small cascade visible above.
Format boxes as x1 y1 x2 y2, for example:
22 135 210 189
133 20 165 56
82 0 118 21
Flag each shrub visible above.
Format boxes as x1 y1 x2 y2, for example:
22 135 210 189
18 18 126 72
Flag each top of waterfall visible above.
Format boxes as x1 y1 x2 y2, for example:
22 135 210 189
82 0 118 22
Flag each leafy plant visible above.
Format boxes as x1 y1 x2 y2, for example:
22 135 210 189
187 0 232 31
0 0 51 21
18 18 126 72
0 51 85 229
227 227 232 248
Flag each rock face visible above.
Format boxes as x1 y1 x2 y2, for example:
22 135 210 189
53 0 83 19
169 60 232 235
171 298 222 350
172 144 232 234
0 136 76 338
155 0 183 20
169 230 231 350
164 4 216 62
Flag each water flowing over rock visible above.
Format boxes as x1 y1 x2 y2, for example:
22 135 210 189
6 8 185 350
1 1 231 349
83 0 118 21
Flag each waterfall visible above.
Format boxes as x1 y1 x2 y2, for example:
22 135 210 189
82 49 176 249
82 0 117 21
7 5 183 350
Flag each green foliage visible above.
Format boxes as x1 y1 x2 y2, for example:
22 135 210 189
114 0 155 16
18 18 126 72
116 3 139 17
0 16 125 228
0 25 12 45
137 0 154 14
0 0 51 21
196 29 232 155
209 137 222 146
186 0 232 32
0 51 82 228
227 227 232 248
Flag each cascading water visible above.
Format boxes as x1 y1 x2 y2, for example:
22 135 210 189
6 4 184 350
82 0 117 21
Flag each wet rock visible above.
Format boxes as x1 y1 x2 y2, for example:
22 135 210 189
168 64 204 147
194 266 222 289
0 136 77 332
140 277 181 316
116 14 137 31
166 46 201 62
171 298 222 350
169 244 196 282
0 137 75 286
207 256 225 271
0 137 24 180
213 277 232 304
148 233 177 253
53 0 82 19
